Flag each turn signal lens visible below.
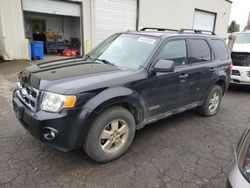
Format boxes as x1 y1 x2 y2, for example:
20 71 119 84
64 96 77 108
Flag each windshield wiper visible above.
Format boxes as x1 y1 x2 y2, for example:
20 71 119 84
95 58 116 67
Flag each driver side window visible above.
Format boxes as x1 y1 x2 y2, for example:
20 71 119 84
158 40 188 66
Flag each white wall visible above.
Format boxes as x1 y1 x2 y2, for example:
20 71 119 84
139 0 232 37
0 8 4 59
0 0 26 60
82 0 93 53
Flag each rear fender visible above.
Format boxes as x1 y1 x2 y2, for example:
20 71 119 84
205 75 227 100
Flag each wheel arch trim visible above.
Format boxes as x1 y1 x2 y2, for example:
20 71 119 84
84 87 146 123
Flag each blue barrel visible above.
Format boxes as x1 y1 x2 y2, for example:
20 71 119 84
28 40 32 62
31 41 44 60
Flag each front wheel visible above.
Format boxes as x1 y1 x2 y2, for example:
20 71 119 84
84 106 136 163
197 85 223 117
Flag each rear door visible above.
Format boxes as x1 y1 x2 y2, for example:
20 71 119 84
181 37 217 106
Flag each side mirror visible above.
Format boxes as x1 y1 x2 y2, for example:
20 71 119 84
151 59 175 73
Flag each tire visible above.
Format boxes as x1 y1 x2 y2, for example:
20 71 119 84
197 85 223 117
84 106 136 163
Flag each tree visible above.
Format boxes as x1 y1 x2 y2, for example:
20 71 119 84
228 20 240 33
244 23 250 31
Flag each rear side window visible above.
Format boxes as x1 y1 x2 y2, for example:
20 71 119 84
211 39 229 60
158 40 188 66
190 39 211 63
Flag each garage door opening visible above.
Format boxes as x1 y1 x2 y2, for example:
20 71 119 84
193 9 216 32
22 0 83 63
95 0 137 46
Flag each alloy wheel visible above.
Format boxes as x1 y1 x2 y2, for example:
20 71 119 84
208 91 220 113
100 119 129 154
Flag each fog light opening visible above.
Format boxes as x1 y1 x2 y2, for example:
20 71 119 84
247 71 250 78
42 127 58 141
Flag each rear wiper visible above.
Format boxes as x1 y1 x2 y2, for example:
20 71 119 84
95 58 116 67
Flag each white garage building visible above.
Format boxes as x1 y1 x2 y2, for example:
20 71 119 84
0 0 232 60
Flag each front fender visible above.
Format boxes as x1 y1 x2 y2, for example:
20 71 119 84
71 87 146 149
84 87 146 122
85 87 131 110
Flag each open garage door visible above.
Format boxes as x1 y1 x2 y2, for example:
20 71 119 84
95 0 137 46
22 0 81 17
193 9 216 32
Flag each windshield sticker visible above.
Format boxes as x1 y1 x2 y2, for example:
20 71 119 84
138 37 156 44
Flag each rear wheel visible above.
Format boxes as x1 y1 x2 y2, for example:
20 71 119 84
84 106 135 163
198 85 222 116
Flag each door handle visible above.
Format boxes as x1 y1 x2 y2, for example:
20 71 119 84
209 67 216 72
179 73 189 78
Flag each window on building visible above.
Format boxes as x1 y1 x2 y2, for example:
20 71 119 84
158 40 187 66
190 39 211 63
211 39 229 60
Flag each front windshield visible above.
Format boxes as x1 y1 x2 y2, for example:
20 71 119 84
234 33 250 44
87 34 158 70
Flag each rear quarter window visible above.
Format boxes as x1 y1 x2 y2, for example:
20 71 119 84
211 39 229 60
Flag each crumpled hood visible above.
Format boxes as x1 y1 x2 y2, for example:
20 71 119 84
233 43 250 53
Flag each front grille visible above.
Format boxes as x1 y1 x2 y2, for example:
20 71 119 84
232 69 241 76
231 52 250 66
16 81 39 111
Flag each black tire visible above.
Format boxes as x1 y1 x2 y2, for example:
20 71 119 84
197 85 223 117
84 106 136 163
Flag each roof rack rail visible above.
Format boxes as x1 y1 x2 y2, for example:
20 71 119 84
178 28 216 35
140 27 178 32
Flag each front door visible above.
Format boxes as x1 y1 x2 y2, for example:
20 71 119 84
139 39 190 117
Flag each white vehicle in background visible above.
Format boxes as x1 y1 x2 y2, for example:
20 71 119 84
230 31 250 85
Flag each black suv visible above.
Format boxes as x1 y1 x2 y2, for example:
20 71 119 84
13 28 232 162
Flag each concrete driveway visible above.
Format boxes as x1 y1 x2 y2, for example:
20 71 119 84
0 61 250 188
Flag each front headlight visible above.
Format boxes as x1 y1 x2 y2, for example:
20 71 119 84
41 92 76 112
237 129 250 182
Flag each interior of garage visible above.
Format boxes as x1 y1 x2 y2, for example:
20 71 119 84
22 0 82 62
23 12 82 62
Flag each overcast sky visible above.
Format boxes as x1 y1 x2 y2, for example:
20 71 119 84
229 0 250 30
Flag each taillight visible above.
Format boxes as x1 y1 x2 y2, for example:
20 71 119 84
229 63 233 75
